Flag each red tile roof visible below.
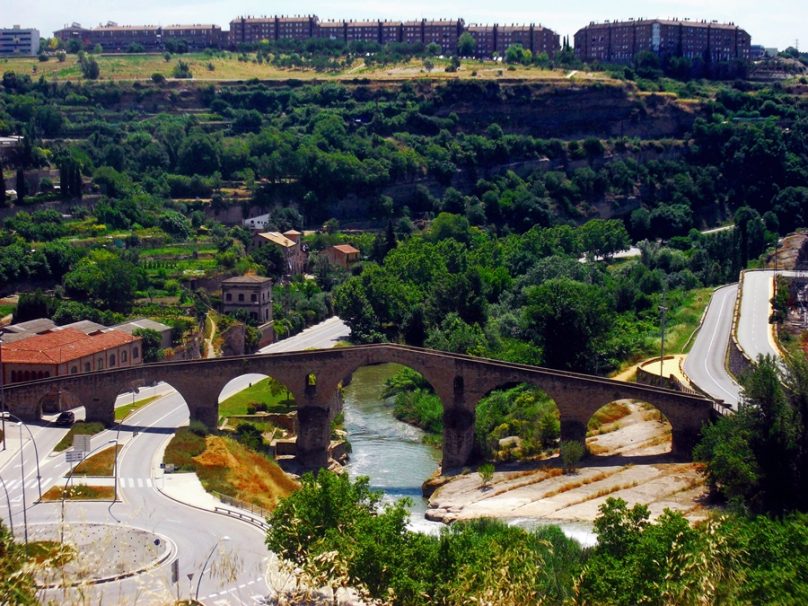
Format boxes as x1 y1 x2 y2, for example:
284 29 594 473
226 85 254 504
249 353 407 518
0 328 138 365
332 244 360 255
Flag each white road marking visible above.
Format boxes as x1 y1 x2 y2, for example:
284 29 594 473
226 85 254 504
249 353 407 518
137 478 143 488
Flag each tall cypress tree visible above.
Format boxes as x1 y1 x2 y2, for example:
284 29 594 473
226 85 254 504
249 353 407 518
59 162 69 198
72 164 82 199
15 169 25 204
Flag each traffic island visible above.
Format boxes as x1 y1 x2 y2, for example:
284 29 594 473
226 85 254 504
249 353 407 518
41 485 115 501
24 523 173 589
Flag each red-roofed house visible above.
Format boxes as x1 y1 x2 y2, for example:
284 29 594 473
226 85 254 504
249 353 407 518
0 328 142 385
324 244 360 269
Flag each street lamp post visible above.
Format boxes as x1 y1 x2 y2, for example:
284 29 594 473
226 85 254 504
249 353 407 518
194 536 230 601
4 412 42 501
18 423 28 546
60 439 116 543
659 305 668 380
0 474 14 536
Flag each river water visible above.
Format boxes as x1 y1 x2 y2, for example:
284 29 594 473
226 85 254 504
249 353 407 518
342 363 597 545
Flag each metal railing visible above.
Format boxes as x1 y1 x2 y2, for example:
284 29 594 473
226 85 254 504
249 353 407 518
211 490 272 523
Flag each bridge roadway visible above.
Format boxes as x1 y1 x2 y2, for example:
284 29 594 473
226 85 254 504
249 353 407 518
3 344 717 470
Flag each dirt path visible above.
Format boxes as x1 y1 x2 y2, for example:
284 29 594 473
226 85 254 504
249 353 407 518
204 312 218 359
427 401 710 525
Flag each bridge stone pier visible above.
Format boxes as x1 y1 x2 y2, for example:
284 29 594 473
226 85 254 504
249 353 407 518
1 344 716 471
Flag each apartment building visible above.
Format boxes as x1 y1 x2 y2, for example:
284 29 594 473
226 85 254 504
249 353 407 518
54 22 222 51
574 18 751 64
0 26 40 56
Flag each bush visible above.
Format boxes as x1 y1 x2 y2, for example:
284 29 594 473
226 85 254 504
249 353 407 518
173 60 192 79
188 419 209 437
151 73 166 84
560 440 585 473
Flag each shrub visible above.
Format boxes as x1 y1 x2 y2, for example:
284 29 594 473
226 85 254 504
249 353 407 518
151 73 166 84
560 441 585 474
478 463 495 487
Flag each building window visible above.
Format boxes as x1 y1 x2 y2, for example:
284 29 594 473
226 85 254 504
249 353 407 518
133 347 139 359
98 358 104 370
85 362 91 372
238 293 244 302
122 350 127 363
251 293 257 302
226 293 232 301
109 354 116 367
71 366 78 374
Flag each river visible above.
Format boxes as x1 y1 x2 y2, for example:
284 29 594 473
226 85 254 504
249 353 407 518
342 363 597 545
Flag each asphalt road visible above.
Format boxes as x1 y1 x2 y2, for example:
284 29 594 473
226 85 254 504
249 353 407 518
683 284 741 408
1 394 272 605
736 270 801 362
258 316 350 354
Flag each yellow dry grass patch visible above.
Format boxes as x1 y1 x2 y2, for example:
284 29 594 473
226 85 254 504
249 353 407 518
192 435 298 511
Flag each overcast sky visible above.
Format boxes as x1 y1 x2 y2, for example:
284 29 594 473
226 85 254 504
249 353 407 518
2 0 804 50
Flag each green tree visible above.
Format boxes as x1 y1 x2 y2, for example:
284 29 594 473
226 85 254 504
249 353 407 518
560 440 584 473
579 218 630 261
177 132 221 176
0 164 6 205
521 278 613 372
63 250 140 313
457 32 476 56
695 355 808 512
133 328 163 363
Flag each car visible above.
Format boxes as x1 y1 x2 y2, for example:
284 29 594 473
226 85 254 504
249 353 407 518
55 411 75 426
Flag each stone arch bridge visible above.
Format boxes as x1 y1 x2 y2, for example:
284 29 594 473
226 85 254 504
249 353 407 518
1 344 717 470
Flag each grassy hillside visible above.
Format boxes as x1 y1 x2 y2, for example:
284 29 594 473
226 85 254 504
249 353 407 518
1 53 608 82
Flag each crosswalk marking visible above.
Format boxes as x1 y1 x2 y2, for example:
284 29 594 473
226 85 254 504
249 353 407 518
137 478 143 488
146 478 152 487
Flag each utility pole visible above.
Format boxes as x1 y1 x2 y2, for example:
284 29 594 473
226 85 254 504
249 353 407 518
659 304 668 379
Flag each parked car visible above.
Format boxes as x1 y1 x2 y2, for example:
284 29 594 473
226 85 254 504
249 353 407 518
55 411 75 426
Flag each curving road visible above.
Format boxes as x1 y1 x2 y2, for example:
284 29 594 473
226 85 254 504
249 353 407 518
683 284 741 409
736 270 802 362
1 394 273 605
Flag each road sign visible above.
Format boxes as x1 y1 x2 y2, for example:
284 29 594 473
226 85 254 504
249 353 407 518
171 559 179 584
73 434 92 452
65 450 84 463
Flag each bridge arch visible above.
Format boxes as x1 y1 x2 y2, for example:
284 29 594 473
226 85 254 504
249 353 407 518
472 381 561 462
585 399 672 457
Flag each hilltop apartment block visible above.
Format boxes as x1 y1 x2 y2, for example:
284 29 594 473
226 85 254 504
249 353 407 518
574 18 751 64
0 26 40 56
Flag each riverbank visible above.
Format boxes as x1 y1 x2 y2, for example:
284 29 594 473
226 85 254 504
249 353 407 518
426 401 712 525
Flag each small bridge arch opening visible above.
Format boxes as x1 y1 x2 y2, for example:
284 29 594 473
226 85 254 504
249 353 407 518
585 399 672 458
472 381 561 463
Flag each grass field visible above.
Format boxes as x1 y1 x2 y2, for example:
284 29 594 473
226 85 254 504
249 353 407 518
54 422 106 452
0 53 609 83
115 395 160 421
70 444 122 476
0 304 15 318
665 287 714 353
218 377 295 417
163 428 297 510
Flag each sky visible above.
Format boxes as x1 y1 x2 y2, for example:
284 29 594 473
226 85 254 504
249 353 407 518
1 0 805 50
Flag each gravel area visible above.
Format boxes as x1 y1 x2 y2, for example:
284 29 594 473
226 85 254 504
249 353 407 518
25 523 170 587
